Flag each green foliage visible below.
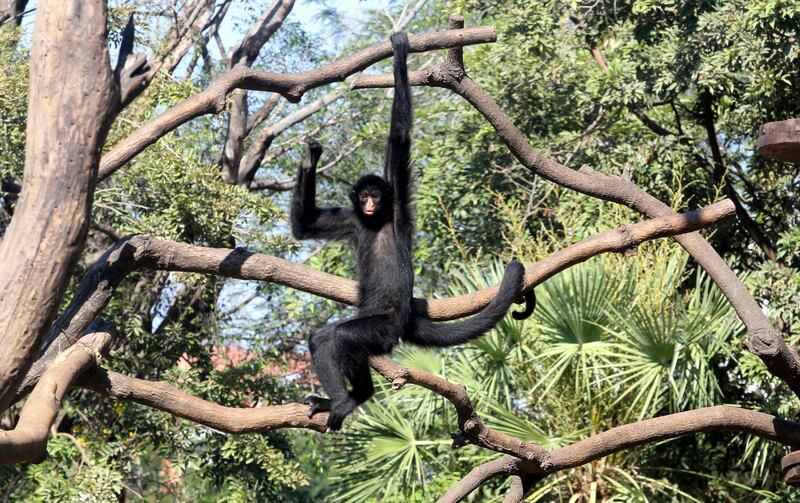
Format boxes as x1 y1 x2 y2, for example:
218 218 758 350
0 35 27 179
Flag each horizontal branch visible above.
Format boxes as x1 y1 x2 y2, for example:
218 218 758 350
439 405 800 502
0 330 110 465
98 26 496 181
19 200 734 397
80 369 327 433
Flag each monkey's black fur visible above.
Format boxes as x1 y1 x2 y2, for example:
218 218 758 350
291 32 534 430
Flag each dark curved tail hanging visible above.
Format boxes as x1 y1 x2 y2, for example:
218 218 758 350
406 261 526 347
512 289 536 320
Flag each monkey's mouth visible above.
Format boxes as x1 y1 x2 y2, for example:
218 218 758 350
364 209 375 215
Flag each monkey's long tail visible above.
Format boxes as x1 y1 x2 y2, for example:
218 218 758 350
407 260 530 347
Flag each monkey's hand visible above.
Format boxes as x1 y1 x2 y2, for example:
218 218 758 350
390 31 409 59
301 395 331 417
302 140 323 171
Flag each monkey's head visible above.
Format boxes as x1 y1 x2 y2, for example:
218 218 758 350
350 174 393 227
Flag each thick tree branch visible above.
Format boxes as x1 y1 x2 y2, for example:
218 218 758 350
440 406 800 502
97 26 497 181
18 200 734 397
0 330 110 465
79 368 327 433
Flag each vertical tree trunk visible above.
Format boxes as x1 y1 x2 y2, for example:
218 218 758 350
0 0 114 412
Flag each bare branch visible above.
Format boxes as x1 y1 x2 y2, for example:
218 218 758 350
238 90 346 186
436 456 524 503
227 0 295 66
80 368 327 433
97 26 498 181
0 330 110 465
220 0 295 184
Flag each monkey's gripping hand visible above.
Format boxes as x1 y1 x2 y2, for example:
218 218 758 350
302 140 323 172
390 31 409 60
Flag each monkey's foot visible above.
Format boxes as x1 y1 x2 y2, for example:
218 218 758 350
301 395 331 418
326 398 357 431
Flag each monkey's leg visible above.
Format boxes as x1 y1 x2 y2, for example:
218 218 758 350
305 326 350 420
323 316 397 430
346 361 375 405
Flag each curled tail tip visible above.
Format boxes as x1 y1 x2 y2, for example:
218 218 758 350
512 290 537 320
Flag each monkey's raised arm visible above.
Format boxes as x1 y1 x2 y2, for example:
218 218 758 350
384 32 412 224
291 141 354 241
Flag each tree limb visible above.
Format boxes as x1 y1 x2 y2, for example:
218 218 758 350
439 405 800 502
97 26 498 181
79 368 327 433
17 199 735 398
369 356 551 464
0 330 110 465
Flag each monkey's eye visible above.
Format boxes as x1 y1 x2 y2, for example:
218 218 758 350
370 191 382 200
359 192 369 201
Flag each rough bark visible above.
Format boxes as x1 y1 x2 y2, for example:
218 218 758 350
0 330 110 465
0 0 115 413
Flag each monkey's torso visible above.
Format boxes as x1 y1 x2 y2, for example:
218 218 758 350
354 218 414 331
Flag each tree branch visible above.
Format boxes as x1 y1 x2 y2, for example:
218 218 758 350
97 26 498 181
369 356 551 464
440 405 800 501
79 368 327 433
17 200 735 397
0 330 110 465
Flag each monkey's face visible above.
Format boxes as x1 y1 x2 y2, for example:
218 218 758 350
350 175 392 225
357 186 383 216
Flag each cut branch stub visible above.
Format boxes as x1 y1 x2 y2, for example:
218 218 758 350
757 119 800 163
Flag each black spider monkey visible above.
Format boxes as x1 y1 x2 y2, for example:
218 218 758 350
291 32 535 430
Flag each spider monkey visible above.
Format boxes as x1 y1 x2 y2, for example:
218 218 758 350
291 32 535 431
